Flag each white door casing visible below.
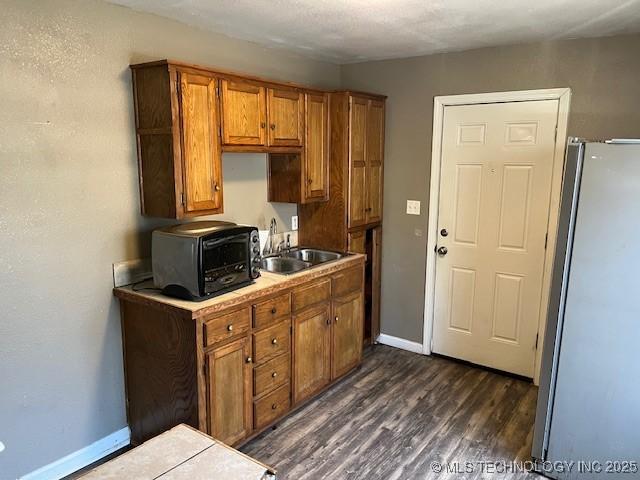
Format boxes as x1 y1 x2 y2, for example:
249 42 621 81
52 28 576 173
424 89 571 381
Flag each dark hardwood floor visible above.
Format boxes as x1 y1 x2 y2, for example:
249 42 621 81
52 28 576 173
241 344 541 480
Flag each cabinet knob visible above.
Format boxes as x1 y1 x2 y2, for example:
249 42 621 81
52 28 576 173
271 307 277 314
307 178 313 185
271 403 278 410
260 122 266 128
334 316 339 323
246 356 252 363
271 338 278 345
214 184 221 192
227 324 233 331
270 123 276 130
271 372 278 378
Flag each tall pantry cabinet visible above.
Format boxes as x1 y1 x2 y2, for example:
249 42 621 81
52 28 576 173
299 91 386 346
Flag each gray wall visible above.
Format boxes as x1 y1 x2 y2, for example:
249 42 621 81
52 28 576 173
341 34 640 343
0 0 339 477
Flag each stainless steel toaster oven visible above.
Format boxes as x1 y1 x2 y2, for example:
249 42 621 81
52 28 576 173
152 221 260 300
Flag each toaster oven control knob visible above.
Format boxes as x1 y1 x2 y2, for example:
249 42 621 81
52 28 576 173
251 235 259 243
252 266 260 277
253 246 260 255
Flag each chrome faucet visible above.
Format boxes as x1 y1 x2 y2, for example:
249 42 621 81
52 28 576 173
263 218 278 256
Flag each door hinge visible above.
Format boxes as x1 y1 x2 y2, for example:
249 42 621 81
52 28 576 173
554 126 558 142
544 233 548 250
535 333 539 350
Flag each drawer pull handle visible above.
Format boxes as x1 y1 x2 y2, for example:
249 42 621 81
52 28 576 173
246 357 252 364
272 372 278 378
271 338 278 345
227 324 233 332
271 403 278 410
271 307 277 314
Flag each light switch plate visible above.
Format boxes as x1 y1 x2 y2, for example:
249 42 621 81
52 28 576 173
291 215 298 231
406 200 421 215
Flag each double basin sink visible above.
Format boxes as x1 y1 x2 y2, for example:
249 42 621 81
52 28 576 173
261 248 345 275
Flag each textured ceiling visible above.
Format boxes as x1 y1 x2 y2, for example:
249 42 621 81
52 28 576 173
107 0 640 63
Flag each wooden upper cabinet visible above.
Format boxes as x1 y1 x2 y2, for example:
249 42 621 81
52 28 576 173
179 72 223 214
348 95 385 228
331 291 364 379
221 79 267 146
130 63 224 219
365 100 385 224
303 93 329 202
267 88 303 146
348 96 368 228
293 305 331 404
206 336 252 445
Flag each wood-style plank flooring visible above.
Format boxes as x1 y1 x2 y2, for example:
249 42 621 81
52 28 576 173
241 345 541 480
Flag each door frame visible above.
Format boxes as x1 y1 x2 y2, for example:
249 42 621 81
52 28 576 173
422 88 571 384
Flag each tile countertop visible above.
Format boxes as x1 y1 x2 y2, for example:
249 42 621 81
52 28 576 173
113 253 365 320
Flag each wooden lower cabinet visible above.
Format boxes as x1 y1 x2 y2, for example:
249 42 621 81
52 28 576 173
332 291 364 379
116 258 365 447
293 304 332 404
206 336 253 445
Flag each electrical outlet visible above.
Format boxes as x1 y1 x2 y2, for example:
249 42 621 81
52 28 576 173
406 200 421 215
291 215 298 231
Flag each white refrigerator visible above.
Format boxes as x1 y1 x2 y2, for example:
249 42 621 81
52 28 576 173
532 139 640 478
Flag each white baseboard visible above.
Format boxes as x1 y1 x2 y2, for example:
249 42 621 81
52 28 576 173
21 426 130 480
376 333 424 354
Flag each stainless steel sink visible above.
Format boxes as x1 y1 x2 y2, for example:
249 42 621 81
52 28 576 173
260 256 311 274
282 248 343 265
261 248 345 275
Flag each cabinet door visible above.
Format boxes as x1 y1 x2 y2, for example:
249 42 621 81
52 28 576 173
303 93 329 202
206 337 252 445
179 73 223 214
366 100 384 224
221 79 266 146
332 291 364 379
348 96 368 228
293 304 331 404
267 88 303 146
347 230 366 254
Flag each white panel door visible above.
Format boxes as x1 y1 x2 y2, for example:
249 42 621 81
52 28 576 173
432 100 559 377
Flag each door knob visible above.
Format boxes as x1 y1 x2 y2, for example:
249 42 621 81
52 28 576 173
440 228 448 237
437 246 448 256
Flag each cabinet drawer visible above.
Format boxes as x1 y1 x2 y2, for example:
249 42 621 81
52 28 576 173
203 308 251 347
253 383 290 430
292 279 330 313
332 266 364 297
253 321 290 364
254 353 290 398
252 293 291 329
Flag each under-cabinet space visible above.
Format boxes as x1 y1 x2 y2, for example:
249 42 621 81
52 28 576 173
267 92 329 204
